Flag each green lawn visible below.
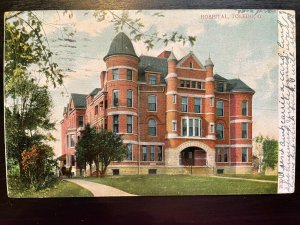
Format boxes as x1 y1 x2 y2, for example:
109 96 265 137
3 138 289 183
8 179 93 198
216 174 278 181
86 174 277 196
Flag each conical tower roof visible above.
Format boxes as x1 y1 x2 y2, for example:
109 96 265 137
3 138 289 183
104 32 138 60
205 57 214 67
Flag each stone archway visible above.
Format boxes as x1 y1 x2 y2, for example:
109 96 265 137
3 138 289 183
165 141 215 167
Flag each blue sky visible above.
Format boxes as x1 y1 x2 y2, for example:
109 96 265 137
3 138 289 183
29 10 278 156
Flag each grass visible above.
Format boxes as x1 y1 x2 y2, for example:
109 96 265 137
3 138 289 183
86 174 277 196
216 174 278 181
8 178 93 198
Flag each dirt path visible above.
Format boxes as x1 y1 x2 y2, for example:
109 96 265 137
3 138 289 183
212 176 277 183
65 179 137 197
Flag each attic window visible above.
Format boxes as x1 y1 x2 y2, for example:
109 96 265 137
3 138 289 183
189 62 193 68
149 75 157 85
217 82 226 92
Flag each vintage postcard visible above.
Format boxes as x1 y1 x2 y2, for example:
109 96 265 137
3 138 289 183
4 9 295 197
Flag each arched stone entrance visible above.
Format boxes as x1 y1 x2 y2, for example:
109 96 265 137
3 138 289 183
165 141 215 167
180 147 207 166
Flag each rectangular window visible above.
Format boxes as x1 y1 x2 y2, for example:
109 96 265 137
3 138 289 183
70 134 75 147
210 97 214 107
181 96 188 112
172 121 177 131
148 95 156 111
242 101 248 116
127 144 132 160
113 115 119 133
195 119 199 136
127 69 133 80
217 148 222 162
158 146 163 161
142 146 147 161
127 90 133 107
113 90 119 107
197 82 202 89
194 97 201 113
66 135 69 148
217 101 224 116
150 146 155 161
113 69 119 80
210 123 215 133
172 94 177 104
180 80 185 87
242 122 248 138
186 81 190 88
191 81 196 88
127 115 133 133
224 148 228 162
189 119 193 137
149 75 157 85
94 105 98 115
242 147 248 162
182 118 187 136
78 116 84 127
217 82 224 92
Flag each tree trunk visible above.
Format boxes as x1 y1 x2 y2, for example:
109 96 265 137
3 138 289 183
89 163 92 176
95 160 99 177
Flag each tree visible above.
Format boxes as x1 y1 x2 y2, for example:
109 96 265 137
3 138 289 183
253 134 264 173
95 129 127 177
262 137 279 170
75 124 97 176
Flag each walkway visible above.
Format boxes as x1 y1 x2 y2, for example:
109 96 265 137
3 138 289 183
65 179 137 197
212 176 277 183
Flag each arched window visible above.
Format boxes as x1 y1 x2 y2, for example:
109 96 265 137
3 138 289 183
216 123 224 139
148 119 157 136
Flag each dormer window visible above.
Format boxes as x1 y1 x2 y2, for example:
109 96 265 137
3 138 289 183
149 75 157 85
216 82 226 92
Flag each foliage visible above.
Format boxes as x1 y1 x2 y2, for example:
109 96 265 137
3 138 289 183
95 129 127 177
21 144 58 190
262 137 279 170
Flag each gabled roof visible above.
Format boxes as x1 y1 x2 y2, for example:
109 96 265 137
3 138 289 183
138 55 168 83
176 51 204 69
227 79 255 93
70 93 87 108
214 74 228 81
89 88 101 96
103 32 138 60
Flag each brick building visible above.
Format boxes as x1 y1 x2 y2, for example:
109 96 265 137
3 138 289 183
60 32 255 175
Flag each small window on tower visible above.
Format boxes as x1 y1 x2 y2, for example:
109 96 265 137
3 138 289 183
189 62 193 68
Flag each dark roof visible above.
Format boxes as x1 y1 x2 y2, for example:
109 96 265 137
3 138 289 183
71 93 87 108
104 32 138 60
89 88 101 96
138 55 168 83
227 79 255 93
214 74 228 81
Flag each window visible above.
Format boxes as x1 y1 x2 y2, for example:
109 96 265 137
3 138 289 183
127 144 132 160
172 121 177 131
242 147 248 162
242 101 248 116
113 90 119 107
191 81 196 88
216 123 224 139
197 82 202 89
66 135 69 148
217 101 224 116
189 62 193 68
172 94 177 104
217 82 225 92
217 147 229 162
127 115 133 133
182 118 187 136
224 148 228 162
113 69 119 80
150 146 155 161
149 75 157 85
186 81 190 88
182 117 201 137
217 148 222 162
242 122 248 138
148 119 157 136
127 90 133 107
158 146 163 161
70 134 75 147
210 123 215 133
71 155 75 166
148 95 156 111
142 146 147 161
113 115 119 133
181 96 188 112
180 80 185 87
194 97 201 113
210 97 214 107
78 116 84 127
94 105 98 115
127 69 132 80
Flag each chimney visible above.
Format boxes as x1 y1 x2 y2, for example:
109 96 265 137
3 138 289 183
157 50 171 59
100 71 106 89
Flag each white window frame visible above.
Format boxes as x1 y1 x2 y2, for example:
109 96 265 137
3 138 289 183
172 120 177 132
216 123 224 139
194 97 201 113
113 90 119 107
70 134 75 148
181 96 188 112
127 144 133 161
148 95 157 112
127 115 133 133
210 97 214 107
127 89 133 107
210 123 215 133
172 94 177 104
181 117 202 137
149 75 157 85
112 68 119 80
148 119 157 136
216 101 224 117
150 145 155 161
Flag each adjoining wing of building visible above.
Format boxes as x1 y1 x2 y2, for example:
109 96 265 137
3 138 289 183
59 32 255 176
